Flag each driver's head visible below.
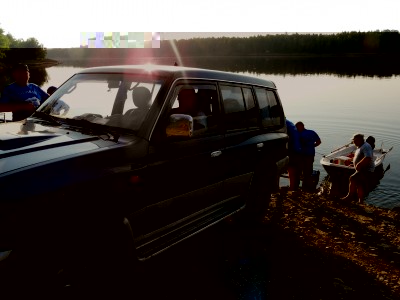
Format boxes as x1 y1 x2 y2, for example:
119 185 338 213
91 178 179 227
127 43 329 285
132 87 151 109
178 88 196 114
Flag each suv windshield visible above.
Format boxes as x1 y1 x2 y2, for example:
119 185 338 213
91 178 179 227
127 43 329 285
37 73 163 131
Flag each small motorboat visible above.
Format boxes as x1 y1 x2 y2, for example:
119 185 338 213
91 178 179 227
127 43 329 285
320 141 393 179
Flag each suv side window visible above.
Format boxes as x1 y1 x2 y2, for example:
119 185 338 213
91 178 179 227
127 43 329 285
266 91 281 123
169 83 220 137
254 88 282 128
220 85 247 131
242 87 258 128
220 84 260 131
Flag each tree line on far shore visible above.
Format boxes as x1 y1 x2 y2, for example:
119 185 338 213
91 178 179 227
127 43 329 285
178 30 400 56
0 27 46 67
1 29 400 65
46 30 400 62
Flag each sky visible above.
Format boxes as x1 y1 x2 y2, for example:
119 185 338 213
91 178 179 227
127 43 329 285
0 0 399 48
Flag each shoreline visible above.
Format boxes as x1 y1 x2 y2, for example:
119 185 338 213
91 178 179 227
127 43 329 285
47 52 400 60
263 187 400 297
0 58 59 71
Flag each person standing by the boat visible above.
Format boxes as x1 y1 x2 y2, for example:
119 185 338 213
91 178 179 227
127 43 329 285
341 133 375 203
0 63 49 121
295 121 321 190
286 119 302 190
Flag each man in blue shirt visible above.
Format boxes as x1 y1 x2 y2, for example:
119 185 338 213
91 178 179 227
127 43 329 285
296 121 321 190
0 64 49 121
286 119 302 190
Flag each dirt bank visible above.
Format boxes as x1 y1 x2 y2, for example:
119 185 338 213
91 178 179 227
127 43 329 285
133 188 400 299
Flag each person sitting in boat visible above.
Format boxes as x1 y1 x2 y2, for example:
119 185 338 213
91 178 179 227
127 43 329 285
341 133 375 203
366 136 375 150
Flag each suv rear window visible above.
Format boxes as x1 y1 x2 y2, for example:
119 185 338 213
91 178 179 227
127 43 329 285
254 88 282 128
220 85 246 131
220 84 259 131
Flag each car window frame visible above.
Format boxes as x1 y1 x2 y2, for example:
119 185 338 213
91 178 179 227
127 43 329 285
151 79 224 143
218 82 262 133
253 86 285 130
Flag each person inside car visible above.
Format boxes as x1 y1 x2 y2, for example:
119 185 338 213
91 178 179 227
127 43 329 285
171 88 207 130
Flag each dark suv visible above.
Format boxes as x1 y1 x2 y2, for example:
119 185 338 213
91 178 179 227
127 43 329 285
0 65 288 291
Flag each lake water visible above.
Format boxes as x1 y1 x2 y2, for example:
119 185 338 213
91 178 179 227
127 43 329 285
39 61 400 209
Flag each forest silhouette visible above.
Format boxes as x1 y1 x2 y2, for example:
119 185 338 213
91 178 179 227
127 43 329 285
44 31 400 77
47 31 400 60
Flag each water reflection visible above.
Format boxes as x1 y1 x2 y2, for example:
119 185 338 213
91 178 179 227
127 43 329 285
48 55 400 78
183 56 400 78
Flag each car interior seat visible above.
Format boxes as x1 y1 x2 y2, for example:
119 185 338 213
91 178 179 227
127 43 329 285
123 86 152 129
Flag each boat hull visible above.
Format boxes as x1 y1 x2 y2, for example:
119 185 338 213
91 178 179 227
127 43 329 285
322 164 355 179
322 163 384 181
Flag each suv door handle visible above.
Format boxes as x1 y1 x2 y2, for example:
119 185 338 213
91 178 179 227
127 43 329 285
211 150 222 158
257 143 264 149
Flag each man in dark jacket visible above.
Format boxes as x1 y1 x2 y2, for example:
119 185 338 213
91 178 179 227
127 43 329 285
296 121 321 190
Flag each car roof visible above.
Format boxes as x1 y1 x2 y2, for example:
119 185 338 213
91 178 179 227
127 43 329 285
78 65 276 89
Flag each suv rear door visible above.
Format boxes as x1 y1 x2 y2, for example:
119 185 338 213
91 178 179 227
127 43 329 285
220 83 286 201
219 84 264 201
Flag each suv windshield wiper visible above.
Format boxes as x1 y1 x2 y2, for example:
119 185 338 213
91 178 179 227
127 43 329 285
62 118 124 141
31 111 62 126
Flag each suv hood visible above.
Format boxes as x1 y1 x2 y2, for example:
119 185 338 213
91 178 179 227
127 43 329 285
0 121 115 174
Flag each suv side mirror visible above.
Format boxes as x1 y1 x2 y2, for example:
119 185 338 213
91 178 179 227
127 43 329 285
166 114 193 138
